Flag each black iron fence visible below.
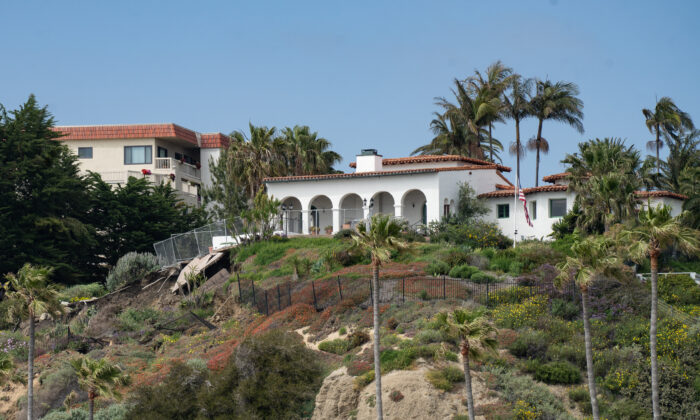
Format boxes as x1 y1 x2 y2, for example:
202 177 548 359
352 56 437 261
236 274 577 316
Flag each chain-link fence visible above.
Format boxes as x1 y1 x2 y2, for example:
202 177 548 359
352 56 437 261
154 219 246 267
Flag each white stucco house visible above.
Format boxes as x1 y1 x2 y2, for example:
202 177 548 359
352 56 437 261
265 149 687 240
53 124 230 206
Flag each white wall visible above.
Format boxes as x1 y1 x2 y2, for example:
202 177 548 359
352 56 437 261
200 148 221 190
643 197 684 217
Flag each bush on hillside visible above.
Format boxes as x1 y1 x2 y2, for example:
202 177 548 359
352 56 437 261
508 329 548 360
448 264 480 279
658 274 700 305
534 361 581 384
550 298 579 320
426 366 464 391
105 252 159 291
333 229 354 239
470 272 496 284
58 283 106 302
426 260 450 276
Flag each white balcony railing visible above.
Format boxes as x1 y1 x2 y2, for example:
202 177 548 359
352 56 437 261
154 157 201 179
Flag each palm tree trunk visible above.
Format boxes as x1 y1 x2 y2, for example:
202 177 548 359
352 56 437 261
488 123 493 162
27 312 34 420
655 128 660 177
535 118 543 187
462 345 475 420
372 264 383 420
581 287 600 420
650 252 661 419
89 397 94 420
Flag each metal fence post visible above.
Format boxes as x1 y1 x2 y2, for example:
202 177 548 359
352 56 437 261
369 279 373 305
529 284 533 297
264 290 269 316
277 284 282 310
288 282 292 306
486 282 490 305
312 281 318 311
443 275 446 300
337 276 343 300
402 278 405 303
251 281 256 307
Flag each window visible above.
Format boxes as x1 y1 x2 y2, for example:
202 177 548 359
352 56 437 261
443 204 450 217
497 204 509 218
549 199 567 218
174 152 183 161
77 147 92 159
530 200 537 220
157 146 168 158
124 146 152 164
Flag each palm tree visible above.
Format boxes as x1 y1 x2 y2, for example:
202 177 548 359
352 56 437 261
502 75 533 183
653 129 700 192
467 61 513 162
556 234 621 420
412 112 474 156
563 138 642 232
618 204 700 420
70 356 130 420
4 264 64 420
282 125 340 176
229 123 281 200
642 97 694 177
351 214 409 420
530 80 584 186
679 166 700 228
446 309 497 420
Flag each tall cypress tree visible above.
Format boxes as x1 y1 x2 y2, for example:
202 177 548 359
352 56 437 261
0 95 97 284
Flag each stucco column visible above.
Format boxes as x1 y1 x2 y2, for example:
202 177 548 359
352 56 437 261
332 208 341 233
394 204 403 219
363 205 370 220
302 210 310 235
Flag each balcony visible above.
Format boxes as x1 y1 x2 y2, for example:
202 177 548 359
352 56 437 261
154 157 201 179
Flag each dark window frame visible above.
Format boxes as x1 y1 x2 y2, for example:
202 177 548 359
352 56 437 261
497 204 510 219
157 146 168 158
530 200 537 220
549 198 567 218
77 147 93 159
124 145 153 165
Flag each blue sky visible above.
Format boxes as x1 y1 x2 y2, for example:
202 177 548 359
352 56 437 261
2 0 698 187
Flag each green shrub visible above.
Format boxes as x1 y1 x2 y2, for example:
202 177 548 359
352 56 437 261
605 398 650 420
106 252 159 291
426 366 464 391
186 358 208 372
426 260 450 276
333 229 353 239
470 272 496 284
117 308 162 332
550 298 579 320
508 329 548 360
534 361 581 385
339 327 347 335
546 343 586 370
448 264 479 279
507 261 523 276
318 338 350 354
492 295 548 329
658 274 700 305
414 329 444 344
354 370 375 389
380 348 417 372
568 386 589 403
58 283 106 302
485 365 568 418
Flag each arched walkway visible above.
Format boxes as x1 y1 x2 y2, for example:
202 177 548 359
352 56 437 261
280 197 302 234
309 195 333 234
402 190 427 226
339 193 363 229
370 191 395 217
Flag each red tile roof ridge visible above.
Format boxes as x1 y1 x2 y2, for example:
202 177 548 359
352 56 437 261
348 154 511 172
635 190 688 200
264 165 494 182
478 184 568 198
542 172 571 183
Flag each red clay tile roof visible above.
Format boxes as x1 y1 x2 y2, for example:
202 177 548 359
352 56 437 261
478 185 569 198
53 124 230 148
496 184 514 190
542 172 571 183
348 155 511 172
635 190 688 200
264 165 497 183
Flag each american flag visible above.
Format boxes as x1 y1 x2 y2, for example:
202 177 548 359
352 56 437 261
519 182 533 227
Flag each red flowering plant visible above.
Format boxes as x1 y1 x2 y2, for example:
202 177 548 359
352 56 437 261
169 173 176 181
141 169 152 175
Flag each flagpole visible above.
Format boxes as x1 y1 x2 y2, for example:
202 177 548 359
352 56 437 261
513 171 518 248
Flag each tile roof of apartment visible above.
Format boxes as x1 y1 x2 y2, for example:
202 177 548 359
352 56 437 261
53 123 230 148
348 155 511 172
478 185 569 198
635 190 688 200
264 165 499 183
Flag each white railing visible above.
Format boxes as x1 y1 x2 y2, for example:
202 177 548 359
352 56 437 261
154 158 201 179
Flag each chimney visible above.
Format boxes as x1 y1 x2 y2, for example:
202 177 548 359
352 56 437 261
355 149 383 173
